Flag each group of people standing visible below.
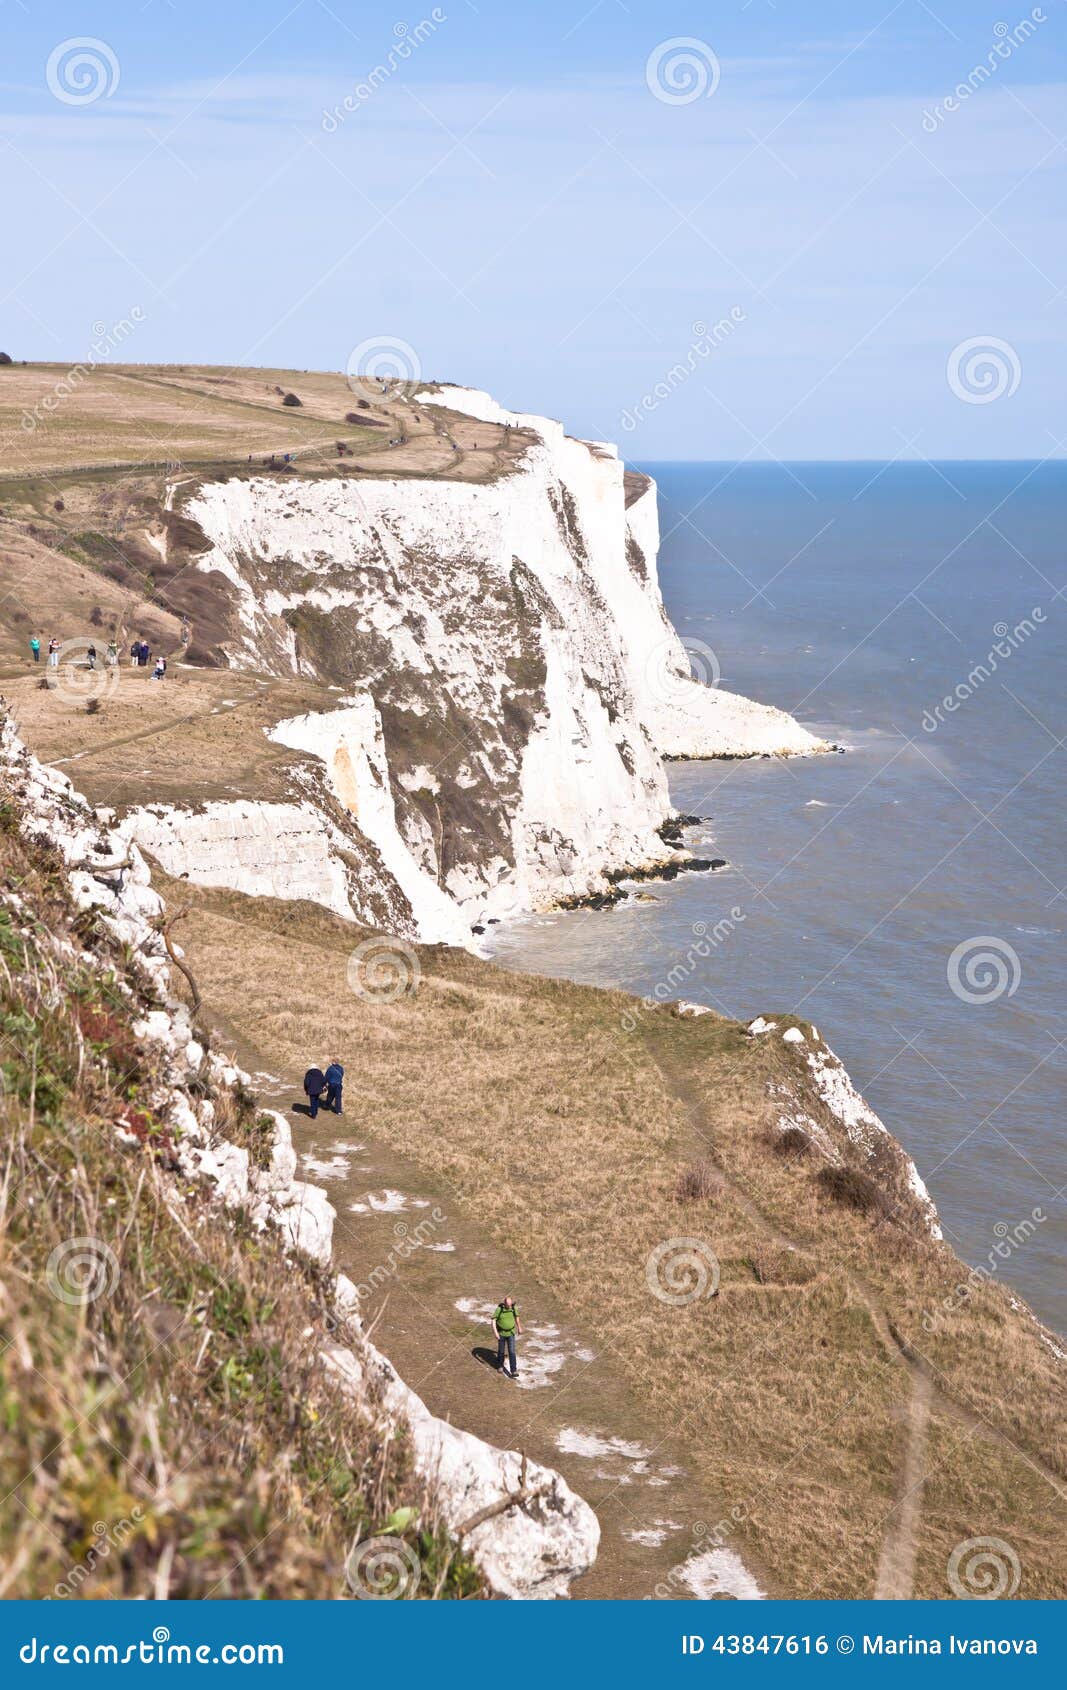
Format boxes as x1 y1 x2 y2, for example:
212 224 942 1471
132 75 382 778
27 634 167 681
130 639 168 679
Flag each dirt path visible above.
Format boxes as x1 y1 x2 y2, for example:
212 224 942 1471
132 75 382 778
216 1031 771 1599
44 680 273 769
874 1362 931 1599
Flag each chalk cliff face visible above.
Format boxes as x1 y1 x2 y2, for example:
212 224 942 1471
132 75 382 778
129 387 827 943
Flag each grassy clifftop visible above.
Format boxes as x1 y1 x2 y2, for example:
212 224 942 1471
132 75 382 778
0 362 523 484
0 363 528 675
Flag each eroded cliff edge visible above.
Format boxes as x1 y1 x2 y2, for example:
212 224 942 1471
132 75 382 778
120 385 830 943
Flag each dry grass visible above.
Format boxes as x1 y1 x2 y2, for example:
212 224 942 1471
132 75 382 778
0 792 481 1600
145 875 1067 1600
0 364 533 677
674 1159 722 1203
0 363 527 484
0 667 332 810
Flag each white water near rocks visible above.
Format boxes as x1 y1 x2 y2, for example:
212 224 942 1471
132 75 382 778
490 461 1067 1336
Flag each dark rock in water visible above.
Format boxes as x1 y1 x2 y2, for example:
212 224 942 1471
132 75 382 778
471 924 485 934
656 812 709 848
487 917 499 924
560 848 726 911
557 885 627 912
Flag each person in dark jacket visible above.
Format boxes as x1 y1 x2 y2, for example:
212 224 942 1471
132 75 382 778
324 1060 344 1115
303 1065 326 1119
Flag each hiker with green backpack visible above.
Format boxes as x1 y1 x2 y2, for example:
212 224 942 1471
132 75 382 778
493 1296 522 1380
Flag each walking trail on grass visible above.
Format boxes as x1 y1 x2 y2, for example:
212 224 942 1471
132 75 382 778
241 1052 771 1600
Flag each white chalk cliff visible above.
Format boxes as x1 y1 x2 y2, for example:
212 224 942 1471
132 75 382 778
127 385 829 943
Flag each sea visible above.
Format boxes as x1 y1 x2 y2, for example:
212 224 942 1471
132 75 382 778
490 460 1066 1336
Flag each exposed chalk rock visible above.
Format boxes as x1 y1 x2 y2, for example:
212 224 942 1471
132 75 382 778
324 1341 600 1599
154 384 829 941
120 799 356 919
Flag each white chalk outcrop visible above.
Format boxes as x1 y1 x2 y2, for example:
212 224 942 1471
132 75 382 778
134 383 828 942
754 1019 942 1238
325 1343 599 1600
0 710 599 1599
123 799 356 918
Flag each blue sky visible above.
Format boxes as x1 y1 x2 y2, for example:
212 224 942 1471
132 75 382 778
2 0 1065 457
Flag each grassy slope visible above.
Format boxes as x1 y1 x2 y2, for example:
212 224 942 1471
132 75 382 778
0 776 481 1600
0 364 527 674
147 874 1067 1601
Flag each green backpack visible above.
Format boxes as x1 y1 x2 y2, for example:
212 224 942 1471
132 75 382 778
494 1304 517 1335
